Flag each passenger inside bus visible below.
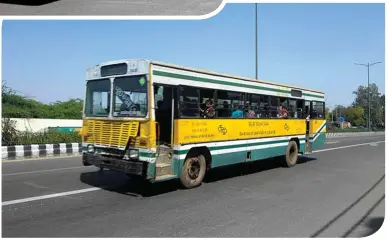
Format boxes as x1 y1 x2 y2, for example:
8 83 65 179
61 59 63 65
199 99 215 118
257 104 268 118
269 106 278 118
218 101 230 118
232 104 244 118
244 103 256 118
279 105 289 118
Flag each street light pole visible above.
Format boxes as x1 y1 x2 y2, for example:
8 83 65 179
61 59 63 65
255 3 258 80
367 63 370 131
355 61 382 131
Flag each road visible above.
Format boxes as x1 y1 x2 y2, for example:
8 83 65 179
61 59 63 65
2 136 385 237
0 0 222 15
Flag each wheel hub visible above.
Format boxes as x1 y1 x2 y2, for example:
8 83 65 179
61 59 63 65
188 158 200 179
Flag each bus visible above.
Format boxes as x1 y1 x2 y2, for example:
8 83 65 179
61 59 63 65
81 59 326 188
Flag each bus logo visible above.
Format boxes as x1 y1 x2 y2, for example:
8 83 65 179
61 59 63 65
284 123 290 131
218 125 227 135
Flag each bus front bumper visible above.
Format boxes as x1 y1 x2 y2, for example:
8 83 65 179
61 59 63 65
82 152 146 176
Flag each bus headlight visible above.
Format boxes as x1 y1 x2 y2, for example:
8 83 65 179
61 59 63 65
87 145 95 153
129 149 139 159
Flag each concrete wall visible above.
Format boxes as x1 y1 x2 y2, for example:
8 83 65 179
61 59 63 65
5 118 82 133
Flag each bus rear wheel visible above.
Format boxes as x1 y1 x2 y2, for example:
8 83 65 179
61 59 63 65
284 140 299 167
180 154 206 189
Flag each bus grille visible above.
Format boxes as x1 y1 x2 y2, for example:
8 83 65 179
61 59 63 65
85 120 139 148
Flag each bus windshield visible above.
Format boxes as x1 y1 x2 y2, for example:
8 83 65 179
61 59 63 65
113 75 148 118
84 79 111 117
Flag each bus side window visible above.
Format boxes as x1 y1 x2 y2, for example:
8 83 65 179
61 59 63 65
311 101 324 119
258 95 269 118
270 96 279 118
229 92 244 118
179 86 200 118
198 88 216 118
296 99 304 119
279 97 288 118
245 94 260 118
216 90 231 118
288 99 297 119
216 90 243 118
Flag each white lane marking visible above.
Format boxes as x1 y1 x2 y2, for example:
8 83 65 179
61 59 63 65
2 140 385 207
326 141 338 144
315 141 385 153
2 166 88 177
2 187 101 206
2 155 81 163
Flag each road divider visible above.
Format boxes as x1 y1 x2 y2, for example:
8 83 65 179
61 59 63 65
1 131 384 161
2 143 82 161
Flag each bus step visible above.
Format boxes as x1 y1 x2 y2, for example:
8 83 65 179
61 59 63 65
155 174 176 182
156 154 172 164
157 146 173 165
156 163 172 176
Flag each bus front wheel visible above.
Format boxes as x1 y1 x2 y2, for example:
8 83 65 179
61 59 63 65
180 154 206 189
284 140 299 167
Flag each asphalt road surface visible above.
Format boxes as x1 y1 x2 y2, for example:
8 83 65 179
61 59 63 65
2 136 385 237
0 0 223 15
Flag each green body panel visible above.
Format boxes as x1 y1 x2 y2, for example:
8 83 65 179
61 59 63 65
249 145 288 162
212 151 247 168
300 143 306 154
151 137 310 182
146 161 156 179
312 133 326 151
173 157 182 177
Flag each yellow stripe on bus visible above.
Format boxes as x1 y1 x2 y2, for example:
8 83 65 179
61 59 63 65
173 119 306 145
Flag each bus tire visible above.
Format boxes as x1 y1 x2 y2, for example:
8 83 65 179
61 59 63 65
180 154 206 189
284 140 298 168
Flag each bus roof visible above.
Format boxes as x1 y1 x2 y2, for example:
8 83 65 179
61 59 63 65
150 60 325 95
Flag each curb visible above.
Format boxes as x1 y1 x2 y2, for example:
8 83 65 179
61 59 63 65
2 143 82 161
326 131 385 138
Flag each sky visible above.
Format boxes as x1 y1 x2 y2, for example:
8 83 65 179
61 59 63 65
1 3 385 109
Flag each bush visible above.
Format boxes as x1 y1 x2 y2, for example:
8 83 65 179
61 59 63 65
2 118 19 146
1 120 82 146
11 130 82 145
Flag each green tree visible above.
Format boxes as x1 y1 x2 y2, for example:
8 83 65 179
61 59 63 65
50 99 83 119
325 107 332 121
332 105 347 121
381 94 385 126
2 83 83 119
344 106 365 126
352 83 382 128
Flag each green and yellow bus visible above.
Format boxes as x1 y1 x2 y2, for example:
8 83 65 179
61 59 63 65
81 59 326 188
